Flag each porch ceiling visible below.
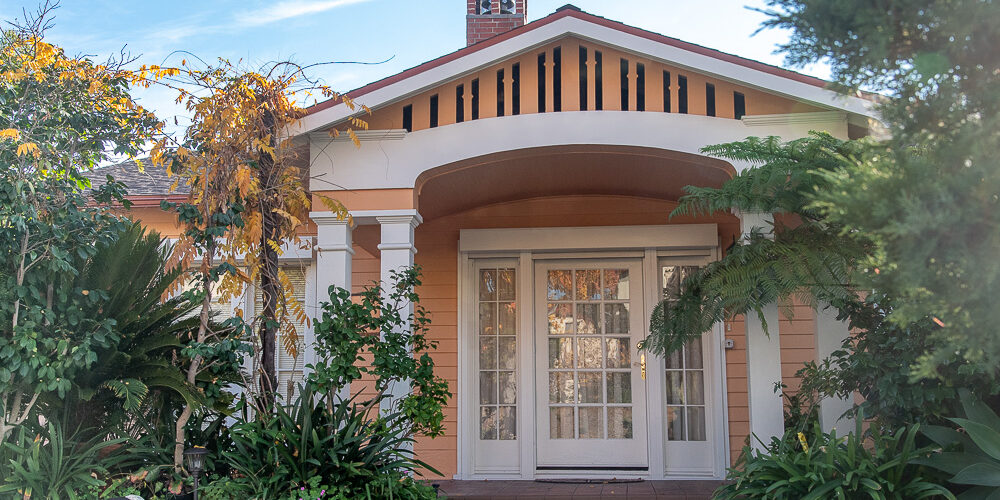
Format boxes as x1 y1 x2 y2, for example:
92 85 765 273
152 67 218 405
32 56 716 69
414 145 735 221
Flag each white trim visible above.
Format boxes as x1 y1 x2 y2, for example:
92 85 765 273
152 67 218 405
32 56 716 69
308 111 850 193
816 306 855 434
455 226 728 480
308 129 407 142
460 224 718 253
292 15 876 136
745 304 784 449
741 111 847 127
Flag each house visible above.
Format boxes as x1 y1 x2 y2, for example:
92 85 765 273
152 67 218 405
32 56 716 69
98 2 876 481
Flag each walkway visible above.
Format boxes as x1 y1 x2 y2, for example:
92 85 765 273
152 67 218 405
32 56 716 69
432 479 726 499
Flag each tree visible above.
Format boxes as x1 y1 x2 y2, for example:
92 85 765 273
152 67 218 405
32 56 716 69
758 0 1000 374
145 57 366 466
0 3 160 441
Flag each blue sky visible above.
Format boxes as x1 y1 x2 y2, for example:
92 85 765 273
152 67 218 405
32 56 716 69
2 0 828 131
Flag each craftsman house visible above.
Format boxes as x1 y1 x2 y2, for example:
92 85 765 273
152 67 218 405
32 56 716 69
104 2 876 480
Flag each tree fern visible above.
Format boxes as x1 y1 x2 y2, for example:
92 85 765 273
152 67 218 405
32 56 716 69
645 133 873 356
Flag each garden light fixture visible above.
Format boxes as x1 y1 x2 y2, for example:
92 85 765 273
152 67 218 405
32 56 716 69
184 446 209 500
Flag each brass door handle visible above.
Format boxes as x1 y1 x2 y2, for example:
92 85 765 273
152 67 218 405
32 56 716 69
640 353 646 380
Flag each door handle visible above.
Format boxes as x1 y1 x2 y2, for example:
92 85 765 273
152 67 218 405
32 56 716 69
640 353 646 380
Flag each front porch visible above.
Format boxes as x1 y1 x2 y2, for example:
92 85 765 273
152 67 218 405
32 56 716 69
433 479 726 499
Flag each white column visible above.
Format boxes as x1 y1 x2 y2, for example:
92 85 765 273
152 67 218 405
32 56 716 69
816 307 855 435
376 211 423 412
311 211 354 399
735 210 785 448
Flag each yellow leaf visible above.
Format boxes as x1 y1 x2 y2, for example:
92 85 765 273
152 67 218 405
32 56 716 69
16 142 39 158
0 128 19 140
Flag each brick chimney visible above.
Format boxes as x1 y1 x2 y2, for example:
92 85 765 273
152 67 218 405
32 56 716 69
467 0 526 46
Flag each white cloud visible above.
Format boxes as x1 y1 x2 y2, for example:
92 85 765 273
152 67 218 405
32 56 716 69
234 0 373 28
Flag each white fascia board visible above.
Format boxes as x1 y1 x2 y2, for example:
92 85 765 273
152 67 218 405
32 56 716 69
291 16 876 136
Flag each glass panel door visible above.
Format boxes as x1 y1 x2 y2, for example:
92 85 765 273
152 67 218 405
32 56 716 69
535 260 647 468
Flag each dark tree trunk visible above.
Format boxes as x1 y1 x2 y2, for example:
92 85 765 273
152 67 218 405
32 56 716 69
256 106 280 412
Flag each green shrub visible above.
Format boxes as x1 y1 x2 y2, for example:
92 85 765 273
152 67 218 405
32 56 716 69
914 390 1000 497
0 422 129 499
716 417 953 500
214 385 437 499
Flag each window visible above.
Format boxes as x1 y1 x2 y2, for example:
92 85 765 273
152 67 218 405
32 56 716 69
734 91 746 119
660 264 706 441
478 267 517 440
636 63 645 112
255 267 308 403
619 58 629 111
429 94 439 128
594 50 603 110
471 78 480 120
662 71 671 112
705 83 716 117
677 75 688 114
456 84 465 123
402 104 412 132
546 268 634 440
553 47 562 112
537 52 546 112
578 46 588 111
496 69 505 117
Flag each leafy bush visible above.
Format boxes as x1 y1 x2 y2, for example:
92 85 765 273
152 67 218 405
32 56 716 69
915 390 1000 497
716 417 953 500
0 422 129 499
215 385 437 499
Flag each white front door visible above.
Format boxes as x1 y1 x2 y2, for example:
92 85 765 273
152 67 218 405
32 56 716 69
534 260 648 470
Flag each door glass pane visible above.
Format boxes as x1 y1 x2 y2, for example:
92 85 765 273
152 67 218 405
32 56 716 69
576 303 600 334
498 336 517 370
481 406 498 439
665 371 685 405
578 372 603 403
608 407 633 439
686 370 705 405
664 347 682 370
606 372 632 403
480 372 497 404
549 372 575 403
687 407 707 441
547 270 572 300
499 406 517 440
687 335 704 369
549 338 573 369
577 337 602 368
575 269 601 300
480 270 497 300
603 269 629 299
605 337 630 368
604 303 629 333
666 406 685 440
479 337 497 369
578 407 603 438
498 302 517 335
499 371 517 404
547 303 574 334
550 407 574 438
497 269 516 301
479 302 497 335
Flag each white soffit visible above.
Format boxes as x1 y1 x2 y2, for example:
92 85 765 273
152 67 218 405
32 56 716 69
293 15 876 136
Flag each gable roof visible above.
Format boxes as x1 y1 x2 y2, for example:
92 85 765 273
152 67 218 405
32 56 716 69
295 5 875 135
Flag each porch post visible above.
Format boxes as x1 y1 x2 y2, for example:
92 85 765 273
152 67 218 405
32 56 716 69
376 210 423 413
310 211 354 399
736 210 785 449
815 307 856 434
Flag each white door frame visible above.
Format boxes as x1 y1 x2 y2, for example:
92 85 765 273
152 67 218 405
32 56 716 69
456 224 727 480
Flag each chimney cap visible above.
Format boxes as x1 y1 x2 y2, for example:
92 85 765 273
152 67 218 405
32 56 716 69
555 4 581 12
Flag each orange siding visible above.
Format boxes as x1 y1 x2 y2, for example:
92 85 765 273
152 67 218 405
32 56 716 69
778 298 819 397
724 316 750 462
344 37 825 135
